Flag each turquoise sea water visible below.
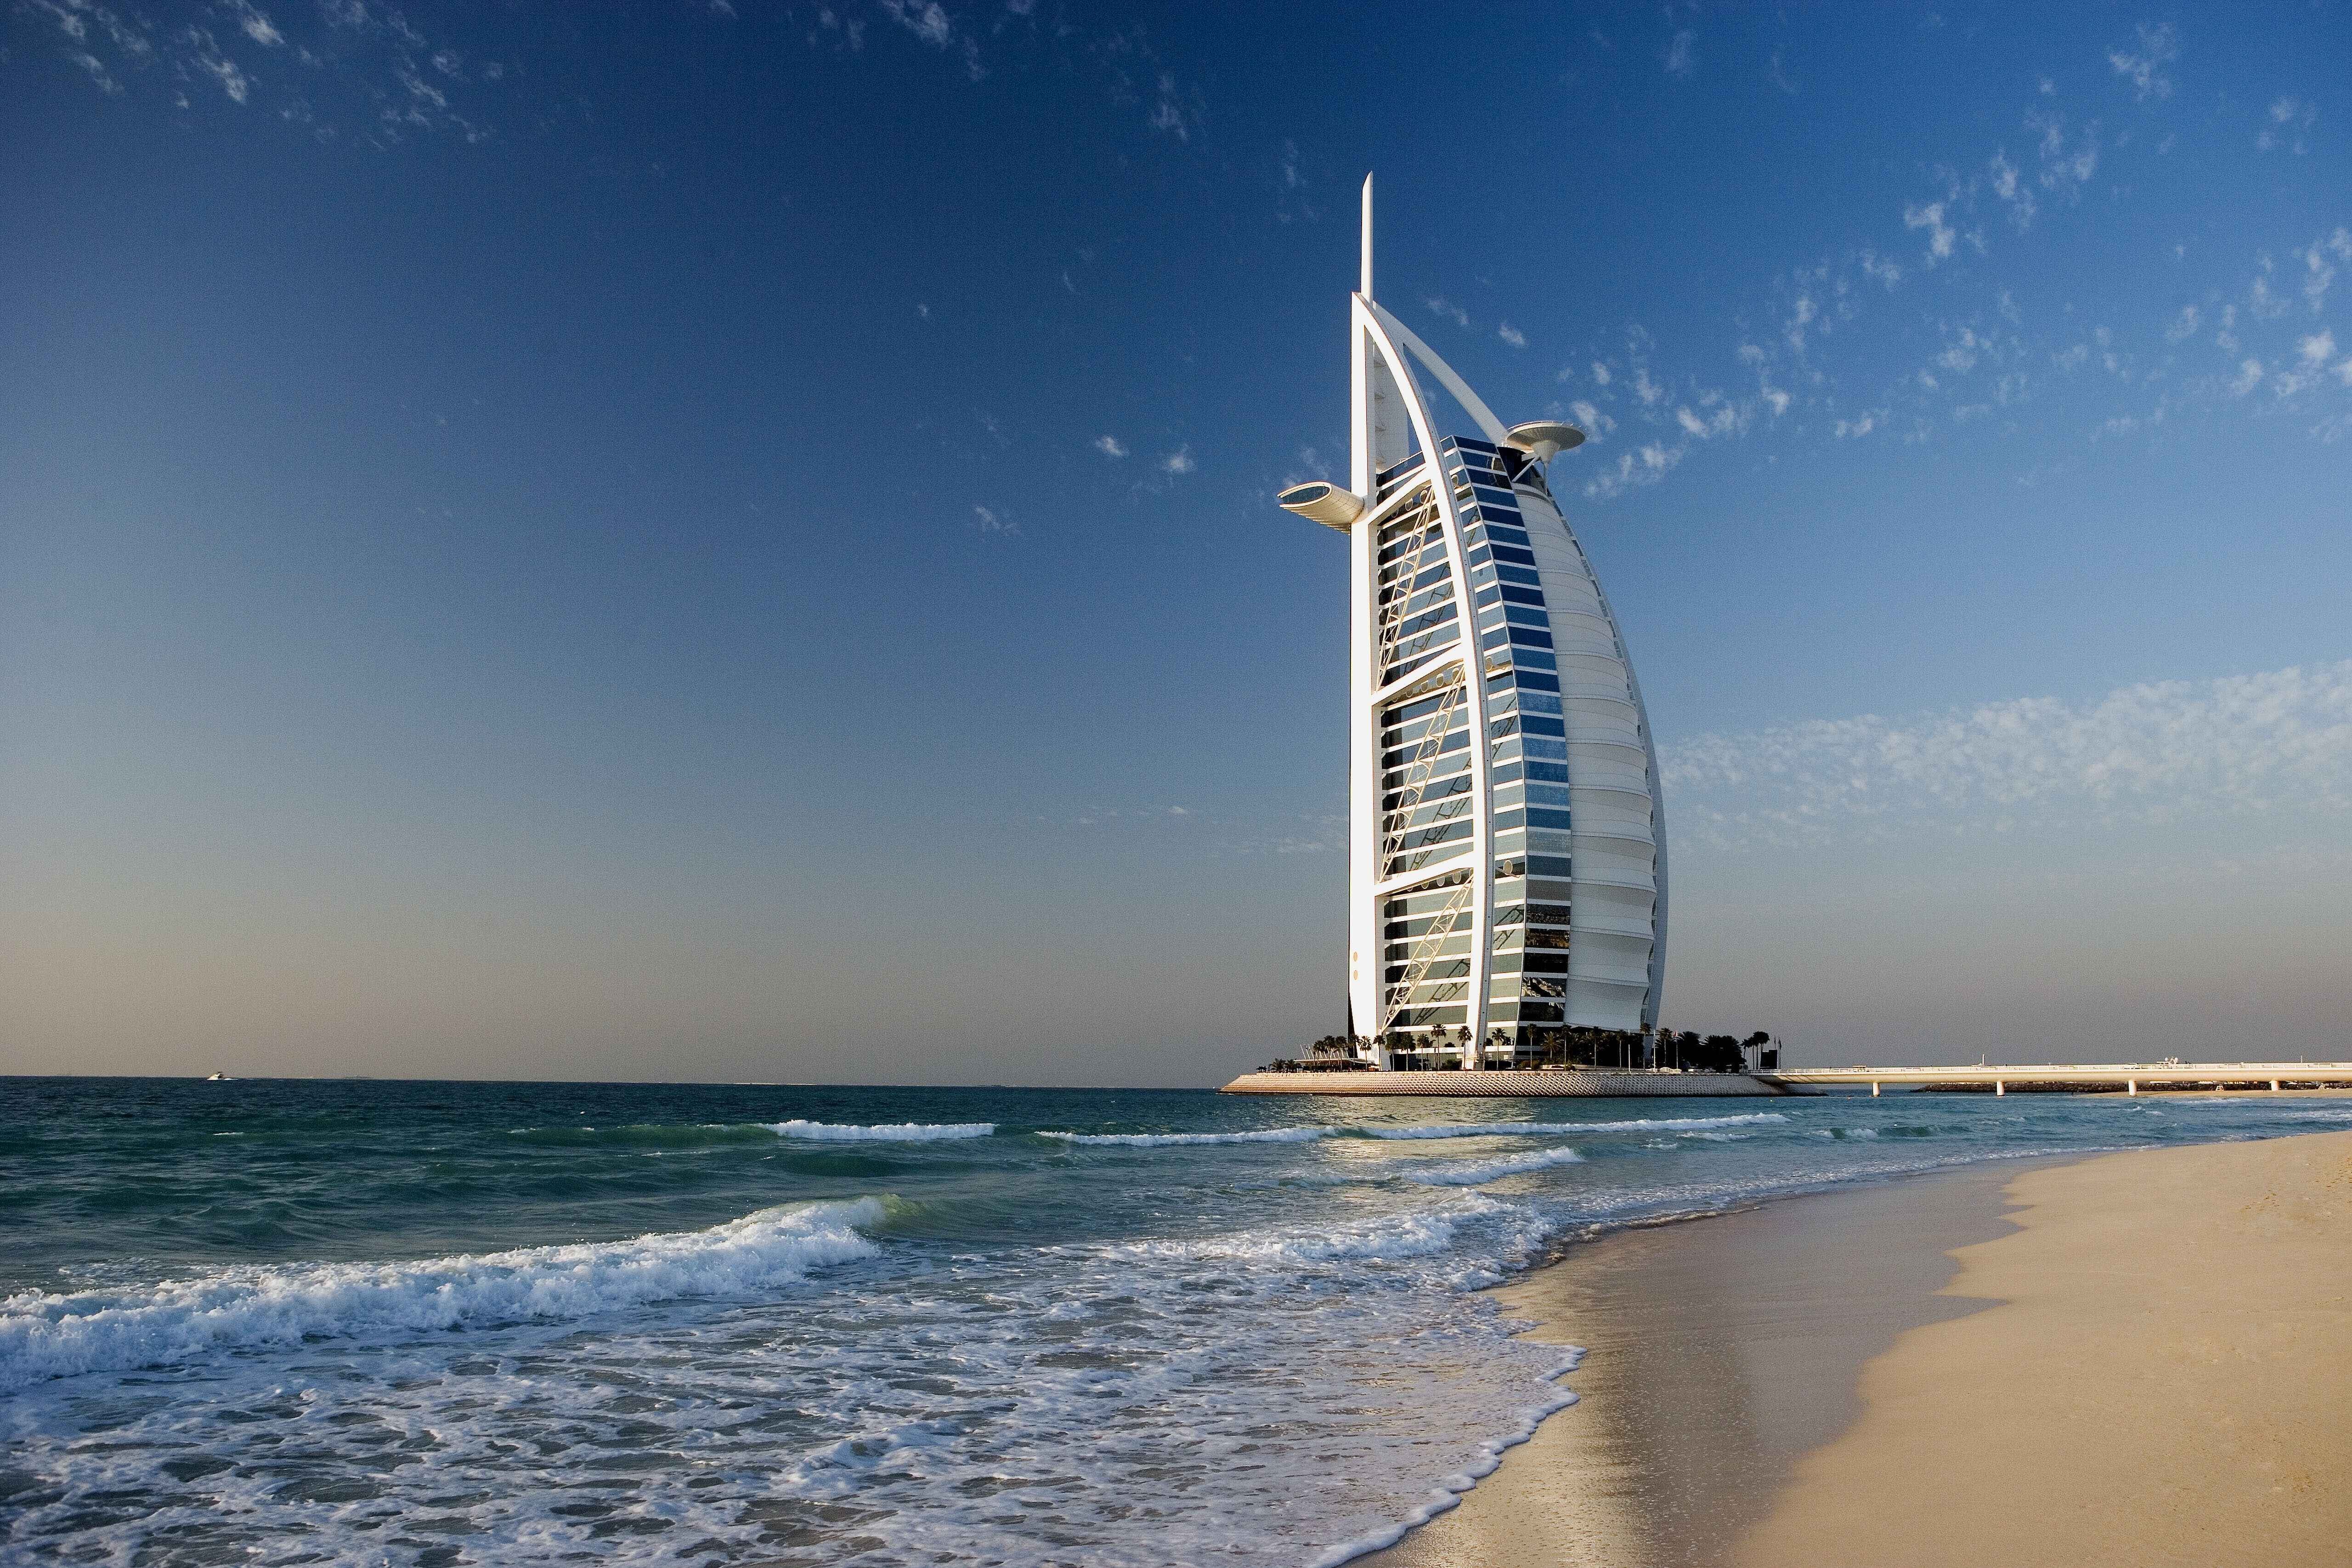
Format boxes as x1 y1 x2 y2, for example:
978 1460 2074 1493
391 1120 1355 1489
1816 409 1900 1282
6 1076 2350 1566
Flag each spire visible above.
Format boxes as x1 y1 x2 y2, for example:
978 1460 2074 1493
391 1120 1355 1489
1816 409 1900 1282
1359 172 1374 300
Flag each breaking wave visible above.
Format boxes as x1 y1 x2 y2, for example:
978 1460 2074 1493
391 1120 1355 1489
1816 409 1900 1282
764 1120 995 1142
1043 1113 1787 1149
0 1199 886 1391
1406 1145 1588 1186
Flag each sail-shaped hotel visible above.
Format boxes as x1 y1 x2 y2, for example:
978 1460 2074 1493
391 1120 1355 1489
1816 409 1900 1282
1279 179 1666 1070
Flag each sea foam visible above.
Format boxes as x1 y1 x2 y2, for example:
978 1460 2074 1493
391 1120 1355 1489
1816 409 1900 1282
0 1199 884 1391
1039 1126 1335 1146
765 1119 995 1142
1405 1144 1588 1186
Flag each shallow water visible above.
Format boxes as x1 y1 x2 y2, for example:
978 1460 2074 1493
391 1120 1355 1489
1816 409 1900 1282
4 1076 2347 1566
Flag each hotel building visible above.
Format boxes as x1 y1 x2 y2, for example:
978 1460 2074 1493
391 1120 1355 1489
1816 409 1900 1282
1279 178 1667 1069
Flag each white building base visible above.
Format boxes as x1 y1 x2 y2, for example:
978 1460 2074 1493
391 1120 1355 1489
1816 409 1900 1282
1219 1070 1785 1097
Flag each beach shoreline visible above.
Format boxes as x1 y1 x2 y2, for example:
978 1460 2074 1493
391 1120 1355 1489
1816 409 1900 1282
1372 1127 2352 1567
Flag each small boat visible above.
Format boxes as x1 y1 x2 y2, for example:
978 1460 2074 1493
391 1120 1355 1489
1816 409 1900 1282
205 1072 231 1081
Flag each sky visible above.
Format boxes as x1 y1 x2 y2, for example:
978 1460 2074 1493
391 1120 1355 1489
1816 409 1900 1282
4 1 2349 1085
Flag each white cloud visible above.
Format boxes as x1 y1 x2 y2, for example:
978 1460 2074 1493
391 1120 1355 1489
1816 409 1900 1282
1663 660 2352 849
2164 304 2199 342
68 49 123 93
1425 297 1470 329
1497 322 1526 348
875 0 981 79
1784 294 1816 352
1591 362 1613 386
1833 409 1885 438
1161 445 1195 475
972 504 1018 535
1566 400 1615 437
1860 250 1903 289
1093 435 1128 459
2259 96 2315 154
2227 358 2264 397
1664 28 1693 78
2027 111 2100 196
1988 149 2035 228
223 1 283 47
1903 201 1956 264
1768 49 1798 95
2300 330 2337 366
2108 23 2176 103
1583 441 1685 500
185 28 252 102
2299 229 2348 311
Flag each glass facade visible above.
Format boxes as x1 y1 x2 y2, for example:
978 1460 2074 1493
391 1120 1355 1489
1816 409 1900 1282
1282 254 1664 1070
1358 432 1662 1065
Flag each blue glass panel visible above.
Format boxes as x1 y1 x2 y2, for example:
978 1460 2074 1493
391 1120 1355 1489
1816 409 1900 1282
1506 626 1555 647
1514 669 1561 692
1527 808 1573 830
1486 526 1532 547
1524 761 1570 783
1489 545 1537 566
1520 715 1567 737
1511 649 1558 670
1523 737 1569 760
1475 585 1502 607
1480 627 1511 650
1492 809 1526 831
1500 585 1546 607
1494 564 1542 586
1527 855 1572 877
1504 606 1548 628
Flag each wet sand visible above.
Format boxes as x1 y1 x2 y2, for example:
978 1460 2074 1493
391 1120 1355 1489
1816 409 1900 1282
1372 1158 2047 1568
1373 1129 2352 1567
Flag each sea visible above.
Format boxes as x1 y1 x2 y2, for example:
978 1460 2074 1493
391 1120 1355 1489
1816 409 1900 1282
6 1076 2350 1567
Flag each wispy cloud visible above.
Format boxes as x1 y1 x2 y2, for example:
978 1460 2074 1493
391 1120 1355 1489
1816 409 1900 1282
1160 445 1195 475
1663 28 1693 79
1093 435 1128 458
2259 95 2316 155
2107 21 2177 103
1664 661 2352 849
1425 296 1470 329
972 504 1019 535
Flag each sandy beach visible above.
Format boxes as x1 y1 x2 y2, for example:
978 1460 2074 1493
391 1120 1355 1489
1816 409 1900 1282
1375 1127 2352 1568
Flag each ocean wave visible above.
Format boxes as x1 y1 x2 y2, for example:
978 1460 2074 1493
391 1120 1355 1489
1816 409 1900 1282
1356 1113 1787 1140
507 1122 784 1148
0 1199 885 1391
1120 1191 1544 1271
1044 1113 1787 1149
1039 1126 1335 1146
1310 1350 1587 1568
1405 1145 1587 1186
764 1120 995 1142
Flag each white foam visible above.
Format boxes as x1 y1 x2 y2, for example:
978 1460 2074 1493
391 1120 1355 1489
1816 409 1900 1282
765 1119 995 1142
0 1199 884 1391
1406 1145 1587 1186
1307 1349 1588 1568
1358 1112 1787 1140
1039 1125 1335 1146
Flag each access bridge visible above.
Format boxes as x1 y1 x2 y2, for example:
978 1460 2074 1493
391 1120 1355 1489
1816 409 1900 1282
1752 1061 2352 1096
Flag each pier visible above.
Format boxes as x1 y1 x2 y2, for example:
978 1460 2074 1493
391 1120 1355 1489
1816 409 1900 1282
1220 1061 2352 1097
1753 1062 2352 1095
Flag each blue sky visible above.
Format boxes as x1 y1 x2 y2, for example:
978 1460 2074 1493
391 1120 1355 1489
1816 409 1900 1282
5 1 2348 1083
